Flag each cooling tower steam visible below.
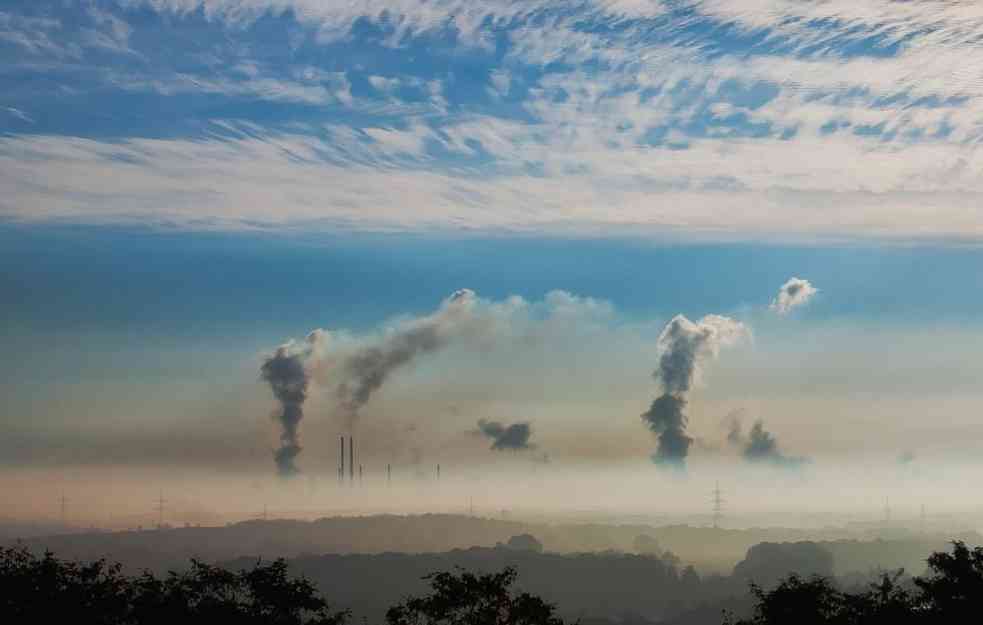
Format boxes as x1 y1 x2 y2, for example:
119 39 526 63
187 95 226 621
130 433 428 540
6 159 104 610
770 277 818 315
642 314 749 468
477 419 534 451
260 330 326 477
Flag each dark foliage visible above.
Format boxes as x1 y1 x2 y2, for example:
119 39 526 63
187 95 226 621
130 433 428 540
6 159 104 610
386 567 565 625
914 540 983 617
728 541 983 624
0 546 349 625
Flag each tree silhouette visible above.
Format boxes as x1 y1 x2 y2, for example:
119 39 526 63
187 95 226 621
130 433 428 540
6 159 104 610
0 546 348 625
386 567 564 625
728 541 983 624
913 540 983 619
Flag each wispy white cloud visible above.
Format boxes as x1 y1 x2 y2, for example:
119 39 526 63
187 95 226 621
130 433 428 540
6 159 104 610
4 0 983 239
0 11 80 58
4 129 983 240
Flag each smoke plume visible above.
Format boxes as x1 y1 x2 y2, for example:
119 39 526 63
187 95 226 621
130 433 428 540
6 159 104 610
641 394 691 466
729 417 807 468
770 277 818 315
336 289 477 424
642 314 749 468
260 330 326 477
476 419 534 451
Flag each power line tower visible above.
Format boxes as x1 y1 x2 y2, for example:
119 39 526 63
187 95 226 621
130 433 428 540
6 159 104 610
60 494 68 527
154 490 166 529
712 482 724 529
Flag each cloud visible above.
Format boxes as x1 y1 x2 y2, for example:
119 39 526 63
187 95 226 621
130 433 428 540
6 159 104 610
8 130 983 241
770 278 818 315
7 1 983 239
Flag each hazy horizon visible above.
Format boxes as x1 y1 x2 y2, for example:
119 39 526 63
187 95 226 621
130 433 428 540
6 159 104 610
5 0 983 549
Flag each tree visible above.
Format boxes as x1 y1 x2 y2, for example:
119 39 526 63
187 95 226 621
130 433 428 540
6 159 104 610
505 535 544 553
386 567 564 625
728 541 983 624
0 546 349 625
0 547 134 624
913 540 983 618
731 574 844 625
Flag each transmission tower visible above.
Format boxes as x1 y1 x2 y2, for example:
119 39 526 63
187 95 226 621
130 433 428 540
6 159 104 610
712 482 724 529
60 494 68 526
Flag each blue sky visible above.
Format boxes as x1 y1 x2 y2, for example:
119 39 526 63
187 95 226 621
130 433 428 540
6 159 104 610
4 1 983 500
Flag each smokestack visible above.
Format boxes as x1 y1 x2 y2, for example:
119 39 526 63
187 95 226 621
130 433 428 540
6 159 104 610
339 436 345 483
437 464 441 481
387 463 391 485
359 464 363 483
349 437 354 483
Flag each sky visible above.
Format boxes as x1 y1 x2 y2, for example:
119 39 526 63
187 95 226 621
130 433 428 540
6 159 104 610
3 0 983 527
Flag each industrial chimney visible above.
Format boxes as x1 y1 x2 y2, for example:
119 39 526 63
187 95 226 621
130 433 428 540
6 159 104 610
349 437 354 483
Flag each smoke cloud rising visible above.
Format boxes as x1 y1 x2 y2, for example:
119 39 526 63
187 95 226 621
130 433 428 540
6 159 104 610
336 289 478 425
260 330 326 477
729 417 807 468
261 289 491 474
770 277 818 315
476 419 534 451
642 315 749 468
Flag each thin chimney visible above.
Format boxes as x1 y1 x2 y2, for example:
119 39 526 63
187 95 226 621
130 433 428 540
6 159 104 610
349 437 354 483
339 436 345 483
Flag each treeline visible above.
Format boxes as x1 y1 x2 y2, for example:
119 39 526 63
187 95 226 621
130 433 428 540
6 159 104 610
730 541 983 624
0 546 556 625
2 542 982 624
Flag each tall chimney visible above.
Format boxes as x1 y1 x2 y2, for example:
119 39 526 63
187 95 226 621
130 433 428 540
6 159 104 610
349 437 354 483
387 463 391 485
339 436 345 483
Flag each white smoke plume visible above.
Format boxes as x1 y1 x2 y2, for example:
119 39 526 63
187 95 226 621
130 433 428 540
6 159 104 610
770 277 818 315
